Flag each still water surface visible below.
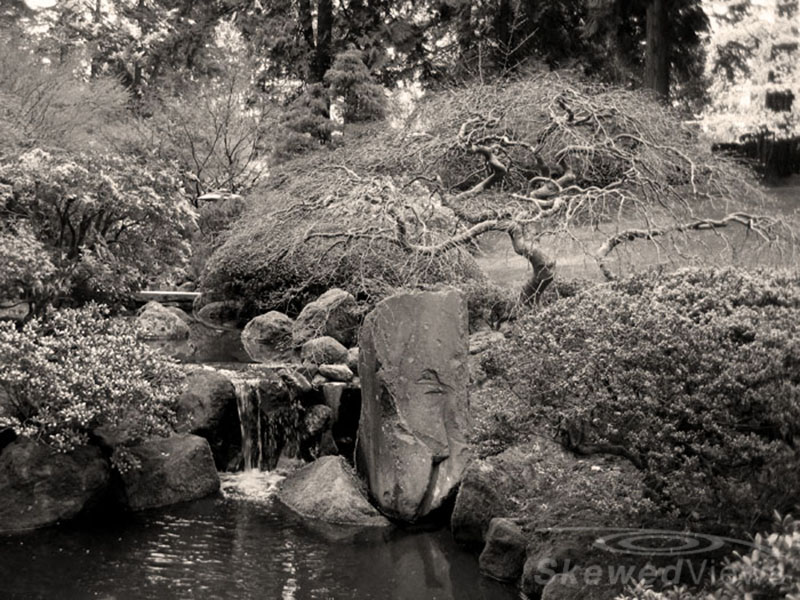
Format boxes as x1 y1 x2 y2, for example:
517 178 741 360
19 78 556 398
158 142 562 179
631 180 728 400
0 472 516 600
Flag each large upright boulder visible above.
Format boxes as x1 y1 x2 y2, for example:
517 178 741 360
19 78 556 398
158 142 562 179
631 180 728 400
135 301 190 341
118 434 220 511
0 438 110 532
241 311 296 363
357 289 471 522
292 288 360 347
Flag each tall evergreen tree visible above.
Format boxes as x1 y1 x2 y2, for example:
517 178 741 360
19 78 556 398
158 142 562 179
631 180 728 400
585 0 708 99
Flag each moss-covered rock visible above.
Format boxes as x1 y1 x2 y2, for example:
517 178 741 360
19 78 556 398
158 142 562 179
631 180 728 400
0 438 110 532
118 434 220 511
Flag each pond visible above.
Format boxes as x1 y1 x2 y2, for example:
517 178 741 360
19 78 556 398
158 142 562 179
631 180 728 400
0 472 517 600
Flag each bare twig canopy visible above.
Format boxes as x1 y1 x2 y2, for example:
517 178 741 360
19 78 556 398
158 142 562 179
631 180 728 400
207 71 797 310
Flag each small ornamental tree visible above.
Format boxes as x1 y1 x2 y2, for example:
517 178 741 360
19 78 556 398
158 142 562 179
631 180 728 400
325 48 387 123
0 305 183 471
0 39 129 155
140 24 279 203
205 71 796 313
0 148 195 314
274 83 337 160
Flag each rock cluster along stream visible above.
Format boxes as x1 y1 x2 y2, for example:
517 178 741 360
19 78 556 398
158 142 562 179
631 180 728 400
0 285 638 598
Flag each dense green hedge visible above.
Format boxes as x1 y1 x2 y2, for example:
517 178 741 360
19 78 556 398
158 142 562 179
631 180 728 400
475 268 800 530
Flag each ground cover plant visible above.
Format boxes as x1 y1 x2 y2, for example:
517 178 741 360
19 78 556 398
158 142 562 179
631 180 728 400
619 513 800 599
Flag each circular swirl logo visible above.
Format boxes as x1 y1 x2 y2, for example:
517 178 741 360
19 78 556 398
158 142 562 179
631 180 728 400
593 531 726 556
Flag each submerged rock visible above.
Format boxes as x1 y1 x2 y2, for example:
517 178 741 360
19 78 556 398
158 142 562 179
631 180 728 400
241 311 295 363
277 456 390 528
540 568 623 600
292 288 360 347
357 289 471 522
0 438 110 532
135 301 191 341
196 300 243 327
119 434 220 511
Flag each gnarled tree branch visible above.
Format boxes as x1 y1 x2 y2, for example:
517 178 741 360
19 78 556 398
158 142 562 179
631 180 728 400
596 212 782 280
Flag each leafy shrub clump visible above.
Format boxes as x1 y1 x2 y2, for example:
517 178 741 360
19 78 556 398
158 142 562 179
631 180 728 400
0 148 195 313
0 305 183 471
476 267 800 530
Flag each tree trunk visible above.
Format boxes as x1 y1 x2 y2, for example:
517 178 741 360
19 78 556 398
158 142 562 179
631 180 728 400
312 0 334 82
298 0 314 51
509 225 555 305
495 0 513 53
90 0 102 78
644 0 670 98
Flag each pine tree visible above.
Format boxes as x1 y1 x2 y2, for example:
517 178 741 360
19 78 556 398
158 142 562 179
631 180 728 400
585 0 708 99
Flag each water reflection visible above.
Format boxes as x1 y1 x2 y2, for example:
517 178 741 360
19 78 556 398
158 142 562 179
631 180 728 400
145 319 250 364
0 479 516 600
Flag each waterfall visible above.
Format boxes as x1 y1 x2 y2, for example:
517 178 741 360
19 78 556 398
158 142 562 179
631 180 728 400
231 378 264 471
224 369 304 472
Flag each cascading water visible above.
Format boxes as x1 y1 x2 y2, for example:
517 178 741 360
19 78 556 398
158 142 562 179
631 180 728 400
214 370 296 505
231 378 264 471
218 367 305 473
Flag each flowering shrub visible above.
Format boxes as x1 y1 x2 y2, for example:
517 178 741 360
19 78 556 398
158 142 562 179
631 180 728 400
619 514 800 599
0 222 59 310
477 268 800 529
0 305 183 471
